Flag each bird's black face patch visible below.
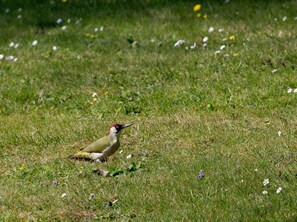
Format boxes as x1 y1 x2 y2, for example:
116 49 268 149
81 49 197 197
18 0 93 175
115 124 123 133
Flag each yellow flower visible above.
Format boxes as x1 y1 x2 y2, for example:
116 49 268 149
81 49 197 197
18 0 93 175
85 33 90 38
193 4 201 12
229 35 236 40
91 34 95 39
197 13 201 18
62 0 67 2
203 14 207 19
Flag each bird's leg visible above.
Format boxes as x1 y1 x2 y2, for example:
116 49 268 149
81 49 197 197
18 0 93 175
89 152 108 162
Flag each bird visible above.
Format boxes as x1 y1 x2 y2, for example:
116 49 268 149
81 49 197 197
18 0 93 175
69 123 133 162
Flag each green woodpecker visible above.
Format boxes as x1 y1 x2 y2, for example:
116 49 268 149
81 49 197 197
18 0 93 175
70 123 133 161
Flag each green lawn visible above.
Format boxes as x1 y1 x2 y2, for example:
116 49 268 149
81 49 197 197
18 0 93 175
0 0 296 221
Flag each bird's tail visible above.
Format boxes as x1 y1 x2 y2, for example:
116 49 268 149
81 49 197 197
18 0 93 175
68 151 92 160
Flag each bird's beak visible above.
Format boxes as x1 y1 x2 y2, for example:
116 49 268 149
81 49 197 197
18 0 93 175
122 123 133 128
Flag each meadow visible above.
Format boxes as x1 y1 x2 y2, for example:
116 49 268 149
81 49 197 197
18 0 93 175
0 0 296 221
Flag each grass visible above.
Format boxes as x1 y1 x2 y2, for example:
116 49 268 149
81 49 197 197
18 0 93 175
0 0 296 221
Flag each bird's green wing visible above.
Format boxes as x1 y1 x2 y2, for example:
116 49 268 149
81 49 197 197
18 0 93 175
81 135 110 153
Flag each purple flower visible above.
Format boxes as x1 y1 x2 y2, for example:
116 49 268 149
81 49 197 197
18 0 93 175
198 170 204 180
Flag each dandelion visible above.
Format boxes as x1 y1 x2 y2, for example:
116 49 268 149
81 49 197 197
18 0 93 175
57 18 62 24
0 54 4 60
262 190 268 195
174 39 185 47
220 45 226 50
229 35 236 40
53 46 57 51
32 40 38 46
202 36 208 43
263 178 269 186
193 4 201 12
197 13 201 18
203 14 208 19
208 27 214 33
198 170 204 180
276 187 282 194
287 88 293 93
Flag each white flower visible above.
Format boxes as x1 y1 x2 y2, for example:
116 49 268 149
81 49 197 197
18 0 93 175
61 193 67 198
100 26 104 32
220 45 226 50
223 54 230 58
203 43 207 47
61 25 67 30
276 187 282 194
287 88 293 93
282 16 287 22
225 0 230 3
9 42 15 48
13 57 18 62
277 131 281 136
222 38 227 41
0 54 4 60
92 92 97 98
294 88 297 93
5 8 10 13
174 39 185 47
254 168 258 172
17 15 22 19
32 40 38 46
272 69 277 73
190 43 197 49
208 27 214 33
202 36 208 43
57 18 62 24
94 27 98 32
295 17 297 20
219 28 224 32
214 50 221 55
274 18 278 21
67 19 71 23
263 178 269 186
126 154 133 159
14 43 19 49
262 190 268 195
53 46 57 51
18 8 22 12
89 193 95 199
6 55 14 61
